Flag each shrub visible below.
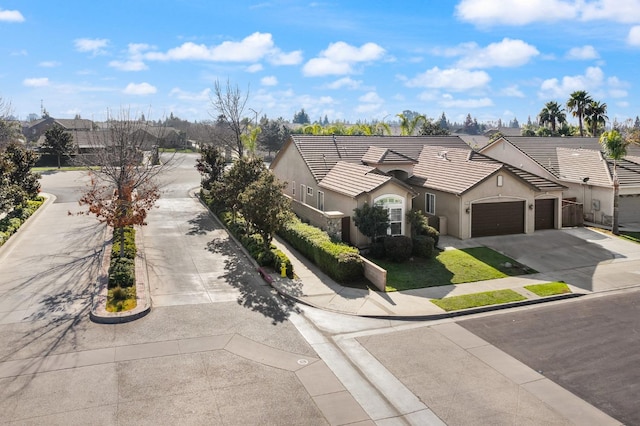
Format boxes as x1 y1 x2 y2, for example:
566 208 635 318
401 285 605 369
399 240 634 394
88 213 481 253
0 197 44 247
111 227 136 259
109 257 134 288
383 236 413 262
412 235 435 258
368 240 386 259
273 249 293 278
425 226 440 247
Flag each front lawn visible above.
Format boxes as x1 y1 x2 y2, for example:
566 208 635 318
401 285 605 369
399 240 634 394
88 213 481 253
372 247 536 292
524 282 571 296
431 289 526 312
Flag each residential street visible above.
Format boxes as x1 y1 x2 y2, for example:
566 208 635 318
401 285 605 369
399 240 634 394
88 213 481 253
0 153 635 425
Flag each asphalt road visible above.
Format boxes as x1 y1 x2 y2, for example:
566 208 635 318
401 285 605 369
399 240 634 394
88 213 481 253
459 290 640 425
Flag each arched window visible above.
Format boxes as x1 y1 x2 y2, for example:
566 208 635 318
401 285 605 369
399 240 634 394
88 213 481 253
374 195 404 236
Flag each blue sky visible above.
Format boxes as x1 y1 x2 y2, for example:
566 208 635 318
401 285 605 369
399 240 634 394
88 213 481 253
2 0 640 126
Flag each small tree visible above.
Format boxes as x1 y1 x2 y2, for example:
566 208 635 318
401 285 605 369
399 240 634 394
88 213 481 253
258 118 289 158
43 124 74 168
214 155 265 221
195 145 226 190
419 118 450 136
353 202 389 242
239 170 291 250
292 108 310 124
210 80 250 158
0 142 40 213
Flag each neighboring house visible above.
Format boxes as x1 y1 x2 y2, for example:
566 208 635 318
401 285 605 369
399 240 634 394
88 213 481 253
270 135 564 246
132 126 184 149
23 117 94 142
480 136 640 227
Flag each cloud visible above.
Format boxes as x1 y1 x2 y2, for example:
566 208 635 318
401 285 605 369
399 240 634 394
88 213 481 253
406 67 490 91
169 87 211 101
74 38 109 55
109 60 148 71
261 76 278 86
0 8 25 23
39 61 60 68
628 26 640 46
566 45 599 60
123 82 157 95
144 32 300 65
302 41 385 76
23 77 50 87
440 96 494 109
537 66 629 99
355 91 384 114
456 0 576 25
246 64 263 73
456 0 640 26
326 77 362 90
450 38 539 68
500 85 525 98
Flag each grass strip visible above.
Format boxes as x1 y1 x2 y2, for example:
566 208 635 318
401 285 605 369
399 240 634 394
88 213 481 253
524 282 571 297
431 289 526 312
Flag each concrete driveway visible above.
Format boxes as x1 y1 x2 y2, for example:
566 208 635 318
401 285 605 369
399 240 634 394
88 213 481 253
465 228 640 292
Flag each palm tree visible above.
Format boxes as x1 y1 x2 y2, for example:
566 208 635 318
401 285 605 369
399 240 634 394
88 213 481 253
600 129 629 234
538 101 566 134
585 100 608 137
567 90 593 137
396 113 426 136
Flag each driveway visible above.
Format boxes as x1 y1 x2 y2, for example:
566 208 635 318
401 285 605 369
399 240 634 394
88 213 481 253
465 228 640 292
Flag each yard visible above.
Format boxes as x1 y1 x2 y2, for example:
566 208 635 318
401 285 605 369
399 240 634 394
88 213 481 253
371 247 537 292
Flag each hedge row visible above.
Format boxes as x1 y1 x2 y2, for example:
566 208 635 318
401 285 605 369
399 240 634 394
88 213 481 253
0 197 44 246
278 217 363 283
213 203 294 278
109 227 136 288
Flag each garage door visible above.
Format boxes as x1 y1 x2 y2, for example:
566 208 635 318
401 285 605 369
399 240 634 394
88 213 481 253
472 201 525 237
619 195 640 224
535 199 555 230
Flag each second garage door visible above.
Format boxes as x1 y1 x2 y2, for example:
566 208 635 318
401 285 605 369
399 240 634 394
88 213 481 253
472 201 525 237
535 199 555 230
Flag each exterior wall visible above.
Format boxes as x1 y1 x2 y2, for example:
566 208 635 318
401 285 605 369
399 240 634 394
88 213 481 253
289 197 345 238
482 140 557 181
270 142 318 207
412 188 460 237
361 256 386 291
579 184 613 224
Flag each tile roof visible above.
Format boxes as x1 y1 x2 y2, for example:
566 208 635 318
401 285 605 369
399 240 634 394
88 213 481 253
318 161 393 197
556 148 610 186
290 135 471 181
361 146 417 165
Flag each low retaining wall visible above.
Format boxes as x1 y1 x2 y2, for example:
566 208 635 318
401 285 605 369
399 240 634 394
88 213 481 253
361 256 387 292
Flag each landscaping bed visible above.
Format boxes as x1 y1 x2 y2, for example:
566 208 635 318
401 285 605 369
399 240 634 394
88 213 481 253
106 226 137 312
0 196 45 247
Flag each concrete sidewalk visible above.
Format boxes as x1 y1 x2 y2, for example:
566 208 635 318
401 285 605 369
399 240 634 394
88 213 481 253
267 231 639 319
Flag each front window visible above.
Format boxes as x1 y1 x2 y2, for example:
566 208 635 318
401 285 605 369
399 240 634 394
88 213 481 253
425 193 435 215
374 194 404 236
317 191 324 211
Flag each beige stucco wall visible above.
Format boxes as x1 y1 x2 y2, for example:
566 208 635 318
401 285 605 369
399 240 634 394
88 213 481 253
413 189 460 237
482 140 558 181
270 141 318 206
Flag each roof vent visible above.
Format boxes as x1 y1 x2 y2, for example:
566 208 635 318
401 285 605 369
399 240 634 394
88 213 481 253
437 150 449 160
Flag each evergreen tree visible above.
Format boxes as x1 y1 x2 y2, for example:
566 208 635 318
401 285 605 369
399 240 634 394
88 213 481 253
43 124 74 169
634 116 640 129
438 112 449 129
292 108 310 124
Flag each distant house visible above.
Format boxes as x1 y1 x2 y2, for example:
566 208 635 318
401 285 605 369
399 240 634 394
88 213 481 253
270 135 564 246
23 117 94 142
480 136 640 227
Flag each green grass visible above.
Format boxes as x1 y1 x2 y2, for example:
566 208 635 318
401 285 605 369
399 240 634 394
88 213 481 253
524 282 571 297
620 231 640 244
158 147 196 153
372 247 536 292
431 289 526 312
106 285 137 312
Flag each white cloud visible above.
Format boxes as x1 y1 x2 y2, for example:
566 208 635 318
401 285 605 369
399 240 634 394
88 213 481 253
261 76 278 86
169 87 211 101
74 38 109 55
406 67 490 91
302 41 385 76
440 97 494 109
39 61 60 68
566 45 599 60
455 0 576 25
23 77 49 87
356 91 384 114
0 8 25 23
109 60 148 71
123 82 157 95
452 38 539 68
246 63 263 73
537 66 626 99
628 26 640 46
500 85 525 98
145 32 291 63
456 0 640 26
326 77 362 90
359 91 382 103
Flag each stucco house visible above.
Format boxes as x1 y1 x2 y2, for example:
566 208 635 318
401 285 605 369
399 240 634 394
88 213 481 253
480 136 640 227
270 135 565 246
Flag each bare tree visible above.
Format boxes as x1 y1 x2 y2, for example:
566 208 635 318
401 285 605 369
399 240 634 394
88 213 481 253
0 96 21 148
76 108 175 257
210 80 250 158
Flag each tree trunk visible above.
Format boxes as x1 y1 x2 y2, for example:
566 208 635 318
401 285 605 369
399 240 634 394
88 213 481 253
613 177 620 235
57 154 61 169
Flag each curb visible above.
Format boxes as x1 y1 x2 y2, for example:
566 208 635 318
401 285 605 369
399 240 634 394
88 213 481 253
0 193 54 262
90 226 152 324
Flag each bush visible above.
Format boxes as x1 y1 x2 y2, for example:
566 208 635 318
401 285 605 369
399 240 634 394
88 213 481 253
425 226 440 247
0 197 45 247
279 217 363 283
273 249 293 278
111 227 136 259
412 235 435 258
383 236 413 262
368 241 386 259
109 257 134 288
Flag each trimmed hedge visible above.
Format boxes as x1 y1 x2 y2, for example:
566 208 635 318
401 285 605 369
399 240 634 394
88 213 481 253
383 236 413 262
0 197 45 246
412 235 435 258
278 217 363 283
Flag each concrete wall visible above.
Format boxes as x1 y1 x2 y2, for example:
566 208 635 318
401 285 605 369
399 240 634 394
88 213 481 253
361 256 386 292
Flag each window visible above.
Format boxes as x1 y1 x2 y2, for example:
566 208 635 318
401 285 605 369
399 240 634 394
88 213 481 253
292 181 296 196
317 191 324 211
307 186 314 197
497 175 503 187
425 193 435 215
374 195 404 236
300 184 306 203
